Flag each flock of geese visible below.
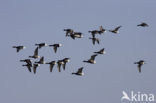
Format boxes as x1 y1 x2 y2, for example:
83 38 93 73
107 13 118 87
13 22 149 76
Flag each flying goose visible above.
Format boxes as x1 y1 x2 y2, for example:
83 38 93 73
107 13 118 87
134 60 145 73
57 60 64 72
94 48 106 54
33 63 40 74
109 26 122 34
49 43 62 53
20 59 33 67
98 26 106 34
89 37 100 45
22 64 32 72
62 58 70 70
35 43 48 49
64 29 74 36
88 30 99 38
35 56 45 64
69 32 84 39
46 61 56 72
137 22 149 27
12 46 26 52
72 67 84 76
83 54 98 64
29 47 40 59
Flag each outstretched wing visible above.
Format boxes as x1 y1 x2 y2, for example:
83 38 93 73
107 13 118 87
115 26 122 31
34 47 39 55
138 64 142 73
53 46 57 53
77 67 83 74
96 39 100 44
90 54 97 60
62 62 66 70
26 65 31 72
57 63 61 72
50 64 55 72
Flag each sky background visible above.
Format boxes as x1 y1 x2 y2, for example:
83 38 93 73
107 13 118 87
0 0 156 103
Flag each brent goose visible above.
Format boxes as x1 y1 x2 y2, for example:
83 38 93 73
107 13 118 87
49 43 62 53
98 26 106 34
57 60 64 72
88 30 99 38
46 61 56 72
137 22 149 27
33 63 40 74
22 64 32 72
20 59 33 67
72 67 84 76
12 46 26 52
29 47 40 59
83 54 98 64
62 58 70 70
89 37 100 45
134 60 145 73
64 29 74 36
35 43 48 49
69 32 84 39
35 56 45 64
94 48 106 54
109 26 122 34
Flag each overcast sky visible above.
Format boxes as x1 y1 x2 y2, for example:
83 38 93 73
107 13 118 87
0 0 156 103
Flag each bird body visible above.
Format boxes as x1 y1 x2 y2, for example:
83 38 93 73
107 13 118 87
35 43 48 49
13 46 26 52
46 61 56 72
94 48 106 54
134 60 145 73
29 47 40 59
83 54 98 64
49 43 62 53
137 22 149 27
109 26 122 34
72 67 84 76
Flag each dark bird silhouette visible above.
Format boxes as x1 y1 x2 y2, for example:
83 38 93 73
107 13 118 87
49 43 62 53
20 59 33 67
137 22 149 27
109 26 122 34
83 54 98 64
69 32 84 39
46 61 56 72
64 29 74 36
35 56 45 64
89 37 100 45
12 46 26 52
88 30 99 38
72 67 84 76
35 43 48 49
33 63 40 74
94 48 106 54
22 64 32 72
57 60 64 72
134 60 145 73
62 58 70 70
29 47 40 59
98 26 106 34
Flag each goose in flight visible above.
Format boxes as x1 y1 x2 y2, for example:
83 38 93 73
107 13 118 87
83 54 98 64
46 61 56 72
64 29 74 36
72 67 84 76
35 56 46 64
57 60 64 72
69 32 84 40
134 60 145 73
33 63 40 74
109 26 122 34
121 91 131 101
35 43 48 49
98 26 106 34
22 63 32 72
12 46 26 53
89 37 100 45
49 43 62 53
29 47 40 59
20 59 33 67
137 22 149 27
62 58 70 70
88 30 99 38
94 48 106 54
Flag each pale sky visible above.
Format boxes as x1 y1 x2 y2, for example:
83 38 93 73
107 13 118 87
0 0 156 103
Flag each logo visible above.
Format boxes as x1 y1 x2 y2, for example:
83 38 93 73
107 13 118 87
121 91 155 102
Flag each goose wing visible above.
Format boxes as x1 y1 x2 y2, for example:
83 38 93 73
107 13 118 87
34 47 39 55
90 54 97 60
77 67 83 74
